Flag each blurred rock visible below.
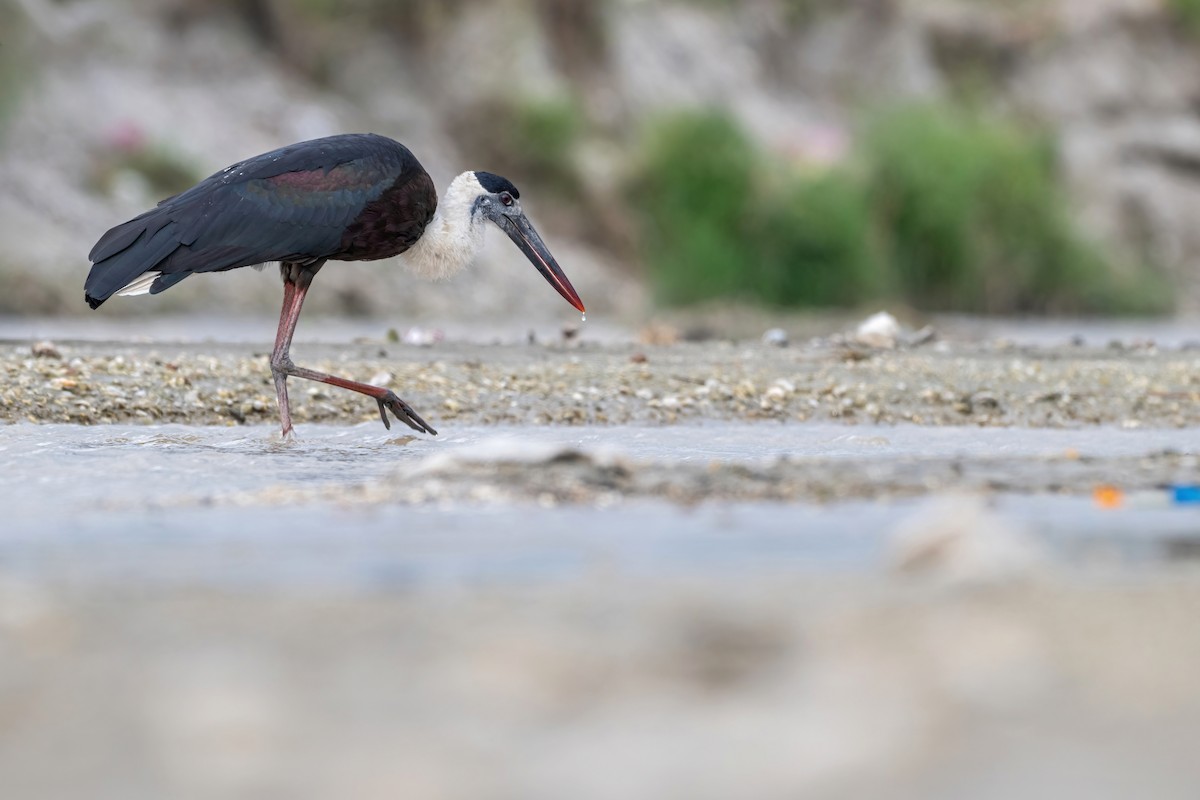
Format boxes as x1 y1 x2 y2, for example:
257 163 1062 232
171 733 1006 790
400 327 443 347
639 323 680 346
31 340 61 359
760 327 789 347
890 494 1045 584
854 311 901 349
905 325 938 347
411 437 629 476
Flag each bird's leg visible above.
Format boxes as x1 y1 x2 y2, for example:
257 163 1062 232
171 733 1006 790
280 364 437 435
270 276 303 438
269 267 437 437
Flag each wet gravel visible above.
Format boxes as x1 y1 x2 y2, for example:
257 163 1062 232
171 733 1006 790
4 337 1199 430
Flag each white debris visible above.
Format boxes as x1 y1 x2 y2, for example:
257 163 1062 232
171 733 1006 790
854 311 902 349
761 328 789 347
401 327 444 347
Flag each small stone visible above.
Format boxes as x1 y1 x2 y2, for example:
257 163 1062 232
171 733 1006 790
402 327 443 347
761 328 789 347
905 325 938 348
971 392 1001 410
854 312 901 349
639 323 680 346
31 341 61 359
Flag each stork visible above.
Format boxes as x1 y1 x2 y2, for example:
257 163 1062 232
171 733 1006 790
84 133 586 438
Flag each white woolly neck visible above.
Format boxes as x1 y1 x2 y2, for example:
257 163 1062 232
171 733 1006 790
401 171 487 281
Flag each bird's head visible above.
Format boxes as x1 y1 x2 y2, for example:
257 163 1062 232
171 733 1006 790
470 171 585 313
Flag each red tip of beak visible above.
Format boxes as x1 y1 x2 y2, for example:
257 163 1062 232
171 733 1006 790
533 247 586 313
559 281 586 314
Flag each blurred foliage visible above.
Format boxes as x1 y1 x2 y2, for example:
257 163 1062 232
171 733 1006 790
634 112 880 308
634 113 758 304
0 4 32 135
778 0 846 29
456 97 583 194
1169 0 1200 37
867 104 1168 314
634 107 1171 314
88 144 203 200
0 269 73 315
756 171 883 307
513 98 584 188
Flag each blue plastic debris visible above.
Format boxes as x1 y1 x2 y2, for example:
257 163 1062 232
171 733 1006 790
1170 485 1200 505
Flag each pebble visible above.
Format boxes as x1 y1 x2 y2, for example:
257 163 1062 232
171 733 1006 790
761 328 789 347
31 340 61 359
854 312 901 349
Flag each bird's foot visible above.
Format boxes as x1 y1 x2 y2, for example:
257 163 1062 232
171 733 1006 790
376 391 438 435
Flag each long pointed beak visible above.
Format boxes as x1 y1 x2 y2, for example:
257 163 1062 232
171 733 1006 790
495 213 586 313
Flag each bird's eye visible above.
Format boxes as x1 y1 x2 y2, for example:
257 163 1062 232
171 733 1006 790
499 192 514 207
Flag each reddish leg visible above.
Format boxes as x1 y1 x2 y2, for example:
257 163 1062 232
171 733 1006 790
270 269 436 438
271 277 301 437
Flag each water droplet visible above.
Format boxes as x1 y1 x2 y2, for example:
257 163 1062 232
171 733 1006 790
581 313 587 323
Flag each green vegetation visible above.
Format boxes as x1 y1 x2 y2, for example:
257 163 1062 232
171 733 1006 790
0 7 32 135
634 114 757 304
635 113 879 308
1169 0 1200 38
757 170 883 307
120 147 204 197
88 144 203 200
867 104 1167 314
507 97 583 190
457 96 583 195
633 105 1171 315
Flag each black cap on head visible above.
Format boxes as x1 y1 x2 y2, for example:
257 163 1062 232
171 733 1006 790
475 171 520 199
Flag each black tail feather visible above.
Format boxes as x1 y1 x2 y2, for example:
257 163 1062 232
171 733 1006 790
84 213 182 308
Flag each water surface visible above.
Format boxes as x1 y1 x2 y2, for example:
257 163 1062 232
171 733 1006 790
1 422 1197 588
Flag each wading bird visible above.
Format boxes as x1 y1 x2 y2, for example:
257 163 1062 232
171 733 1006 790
85 133 585 438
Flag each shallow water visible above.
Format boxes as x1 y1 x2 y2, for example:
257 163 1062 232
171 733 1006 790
2 420 1193 513
1 422 1197 588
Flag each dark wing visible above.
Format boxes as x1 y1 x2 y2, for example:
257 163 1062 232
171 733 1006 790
85 134 428 308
